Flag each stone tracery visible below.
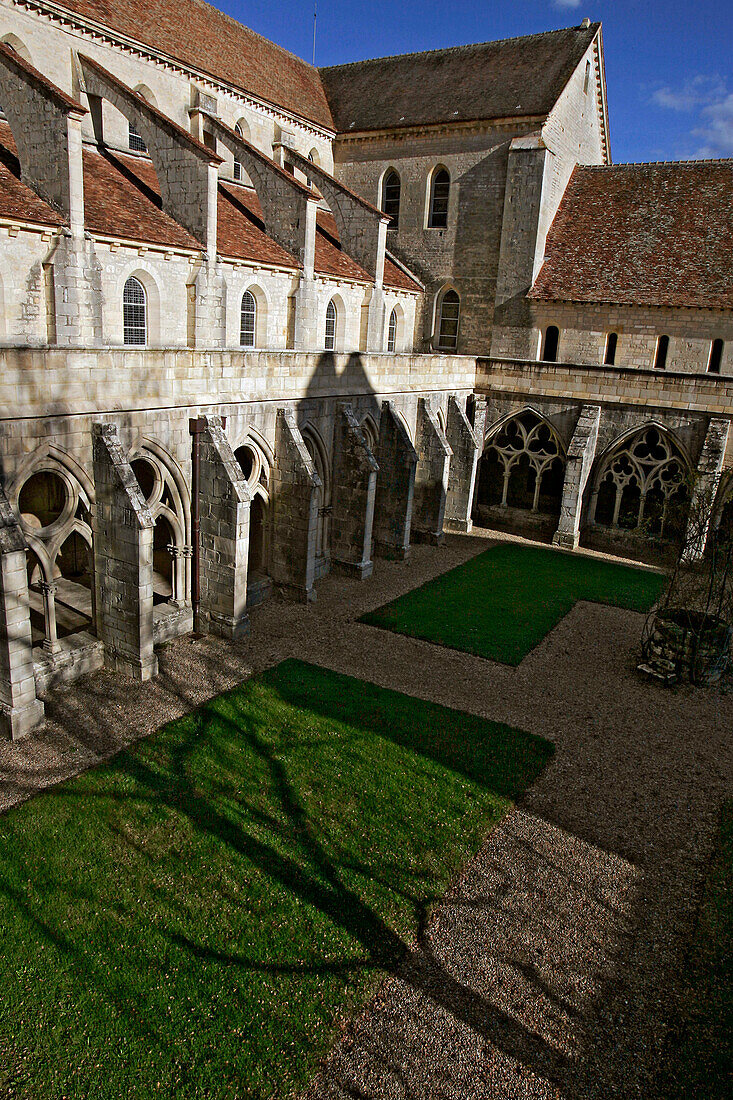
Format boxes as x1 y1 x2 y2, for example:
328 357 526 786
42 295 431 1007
588 425 689 538
475 410 566 517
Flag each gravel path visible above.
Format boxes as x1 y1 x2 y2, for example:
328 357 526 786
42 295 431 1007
1 530 731 1098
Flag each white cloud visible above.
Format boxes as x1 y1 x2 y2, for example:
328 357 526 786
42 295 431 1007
651 75 726 113
694 93 733 157
553 0 583 8
651 74 733 158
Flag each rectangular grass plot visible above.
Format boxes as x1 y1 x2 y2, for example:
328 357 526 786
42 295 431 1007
360 543 666 665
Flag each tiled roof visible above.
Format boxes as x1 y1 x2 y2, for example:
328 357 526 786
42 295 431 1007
315 209 370 282
217 183 299 268
384 255 422 293
52 0 334 130
320 23 599 133
82 148 201 249
0 123 62 226
530 161 733 311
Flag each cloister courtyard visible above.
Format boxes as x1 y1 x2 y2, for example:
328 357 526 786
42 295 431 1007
0 529 730 1099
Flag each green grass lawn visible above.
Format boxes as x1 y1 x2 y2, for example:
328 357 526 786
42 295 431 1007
656 800 733 1099
0 659 552 1099
360 542 666 665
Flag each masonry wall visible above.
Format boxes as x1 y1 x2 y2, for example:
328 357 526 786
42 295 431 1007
332 121 537 355
507 302 733 376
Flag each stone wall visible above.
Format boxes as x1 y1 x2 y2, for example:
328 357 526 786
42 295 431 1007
372 401 417 560
330 403 378 578
499 301 733 376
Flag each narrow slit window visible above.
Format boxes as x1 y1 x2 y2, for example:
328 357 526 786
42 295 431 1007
325 299 337 351
128 120 147 153
708 338 724 374
240 290 256 348
437 290 459 351
584 60 591 94
654 335 669 370
387 307 398 352
604 332 618 365
233 122 246 181
382 170 401 230
541 325 559 362
428 169 450 229
123 276 147 345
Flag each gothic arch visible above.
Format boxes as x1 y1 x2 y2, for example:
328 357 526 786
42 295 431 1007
587 422 691 539
13 447 95 649
300 422 331 576
360 413 379 453
475 407 566 518
128 439 190 605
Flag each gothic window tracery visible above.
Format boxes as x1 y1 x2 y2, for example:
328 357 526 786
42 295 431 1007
129 449 190 606
475 410 565 516
16 461 94 652
589 426 689 538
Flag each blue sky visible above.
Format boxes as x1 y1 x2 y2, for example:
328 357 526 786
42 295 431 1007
211 1 733 164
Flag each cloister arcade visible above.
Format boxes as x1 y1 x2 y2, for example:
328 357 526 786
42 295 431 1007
473 409 566 533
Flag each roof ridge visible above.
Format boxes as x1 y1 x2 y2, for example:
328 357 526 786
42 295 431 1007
182 0 320 76
318 22 599 72
582 158 733 169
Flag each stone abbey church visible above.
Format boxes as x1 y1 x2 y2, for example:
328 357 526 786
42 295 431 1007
0 0 731 739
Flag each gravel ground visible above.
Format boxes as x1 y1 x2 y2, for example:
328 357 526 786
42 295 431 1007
1 529 731 1099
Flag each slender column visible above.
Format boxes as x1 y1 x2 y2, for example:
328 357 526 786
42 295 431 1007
39 581 61 655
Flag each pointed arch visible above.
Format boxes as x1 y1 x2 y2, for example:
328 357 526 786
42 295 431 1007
435 285 460 351
587 422 691 539
475 407 566 519
300 422 331 576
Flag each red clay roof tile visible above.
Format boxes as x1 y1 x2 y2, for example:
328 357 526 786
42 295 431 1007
0 122 63 226
530 161 733 311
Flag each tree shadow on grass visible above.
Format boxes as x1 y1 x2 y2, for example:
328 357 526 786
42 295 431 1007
0 660 637 1099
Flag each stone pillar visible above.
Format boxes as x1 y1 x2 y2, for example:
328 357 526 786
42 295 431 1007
373 402 418 560
0 487 44 740
331 403 378 579
192 260 227 348
293 276 320 351
196 416 252 638
412 397 452 544
444 395 484 532
50 232 103 346
553 404 602 551
270 409 321 602
366 286 387 352
683 418 732 561
92 423 158 681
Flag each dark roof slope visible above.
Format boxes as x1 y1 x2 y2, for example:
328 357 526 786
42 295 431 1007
53 0 333 130
319 23 599 133
530 161 733 311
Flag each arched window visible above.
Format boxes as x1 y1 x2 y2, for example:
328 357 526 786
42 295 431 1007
428 168 450 229
708 338 724 374
325 298 337 351
584 60 591 95
604 332 618 365
240 290 256 347
123 276 147 345
541 325 559 362
233 120 248 181
654 335 669 370
387 307 398 353
437 289 460 351
382 169 401 230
